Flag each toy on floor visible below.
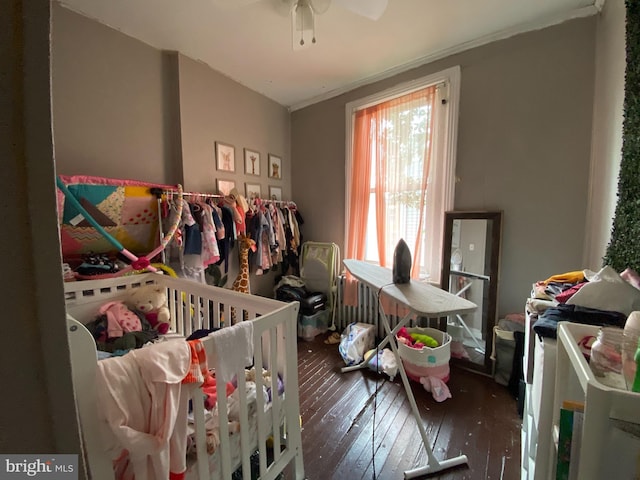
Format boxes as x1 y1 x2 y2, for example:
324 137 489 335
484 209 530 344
419 376 452 402
365 348 398 380
128 284 171 334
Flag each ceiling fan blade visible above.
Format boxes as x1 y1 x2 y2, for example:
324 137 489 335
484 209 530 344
309 0 331 14
276 0 298 15
334 0 388 20
212 0 262 8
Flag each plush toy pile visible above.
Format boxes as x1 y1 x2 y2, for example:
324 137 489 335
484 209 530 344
396 326 439 349
84 284 172 354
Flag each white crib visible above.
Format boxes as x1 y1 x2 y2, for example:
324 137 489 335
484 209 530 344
64 273 304 480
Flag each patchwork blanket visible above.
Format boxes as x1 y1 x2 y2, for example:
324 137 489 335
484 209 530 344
57 175 175 260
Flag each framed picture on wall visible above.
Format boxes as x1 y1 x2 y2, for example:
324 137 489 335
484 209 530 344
269 186 282 201
244 148 261 176
216 142 235 172
245 182 261 199
268 154 282 179
217 178 236 196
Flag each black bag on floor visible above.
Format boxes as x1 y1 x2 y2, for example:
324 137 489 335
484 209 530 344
276 285 327 315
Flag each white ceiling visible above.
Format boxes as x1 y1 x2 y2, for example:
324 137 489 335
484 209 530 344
57 0 600 110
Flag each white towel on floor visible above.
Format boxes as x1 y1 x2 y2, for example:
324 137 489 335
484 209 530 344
208 322 254 382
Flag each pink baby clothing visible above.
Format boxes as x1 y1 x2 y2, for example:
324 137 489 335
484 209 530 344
200 204 220 267
419 376 452 402
96 340 192 479
98 301 142 338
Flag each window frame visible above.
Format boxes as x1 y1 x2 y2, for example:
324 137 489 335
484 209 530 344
344 66 461 283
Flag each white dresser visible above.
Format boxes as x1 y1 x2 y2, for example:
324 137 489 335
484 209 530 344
521 310 640 479
553 322 640 479
521 305 557 480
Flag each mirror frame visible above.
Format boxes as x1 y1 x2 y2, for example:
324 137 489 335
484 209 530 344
440 210 502 374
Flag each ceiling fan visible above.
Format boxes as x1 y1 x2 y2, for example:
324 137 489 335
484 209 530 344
288 0 390 48
287 0 389 21
214 0 389 48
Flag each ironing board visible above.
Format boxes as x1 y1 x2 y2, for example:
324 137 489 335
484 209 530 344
341 259 477 479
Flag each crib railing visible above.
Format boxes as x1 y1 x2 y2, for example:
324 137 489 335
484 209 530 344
63 273 284 337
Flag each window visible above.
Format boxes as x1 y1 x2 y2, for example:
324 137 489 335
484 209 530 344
344 67 460 283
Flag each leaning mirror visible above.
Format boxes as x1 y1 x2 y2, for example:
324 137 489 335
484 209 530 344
440 211 502 374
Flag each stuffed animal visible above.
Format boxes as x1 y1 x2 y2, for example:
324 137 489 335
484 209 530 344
202 375 236 410
410 332 439 348
129 284 171 334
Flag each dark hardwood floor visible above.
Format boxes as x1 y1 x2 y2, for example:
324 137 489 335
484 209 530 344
290 334 522 480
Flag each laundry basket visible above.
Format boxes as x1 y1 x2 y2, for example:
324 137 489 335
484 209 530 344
397 327 452 383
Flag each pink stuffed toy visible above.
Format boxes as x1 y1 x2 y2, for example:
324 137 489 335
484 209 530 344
202 375 236 410
396 326 413 345
98 301 142 339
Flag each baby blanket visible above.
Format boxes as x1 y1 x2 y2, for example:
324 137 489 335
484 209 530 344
57 175 175 259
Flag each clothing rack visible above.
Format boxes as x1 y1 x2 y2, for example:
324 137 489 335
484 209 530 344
250 196 297 208
152 188 294 206
152 187 224 200
150 186 224 265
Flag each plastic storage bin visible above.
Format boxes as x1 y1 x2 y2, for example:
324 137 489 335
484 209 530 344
397 327 451 383
297 309 330 341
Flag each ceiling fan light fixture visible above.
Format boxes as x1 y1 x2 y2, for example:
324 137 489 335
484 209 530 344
291 0 317 50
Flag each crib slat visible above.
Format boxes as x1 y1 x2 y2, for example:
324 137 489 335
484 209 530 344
253 331 268 477
203 297 211 330
268 324 282 466
176 288 185 335
217 374 233 480
236 370 251 480
207 300 222 328
168 287 178 332
191 384 209 479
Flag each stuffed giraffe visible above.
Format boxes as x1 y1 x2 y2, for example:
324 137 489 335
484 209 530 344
230 234 255 323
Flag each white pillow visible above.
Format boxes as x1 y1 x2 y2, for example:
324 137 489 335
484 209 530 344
566 266 640 316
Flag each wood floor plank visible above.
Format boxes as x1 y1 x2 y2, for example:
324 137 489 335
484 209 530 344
292 335 521 479
305 376 398 476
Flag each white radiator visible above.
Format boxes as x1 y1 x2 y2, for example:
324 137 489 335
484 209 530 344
336 274 412 338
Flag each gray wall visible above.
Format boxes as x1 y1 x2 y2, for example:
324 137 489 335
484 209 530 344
51 5 292 297
52 6 171 184
175 53 291 294
2 0 82 466
291 17 597 316
176 53 291 202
